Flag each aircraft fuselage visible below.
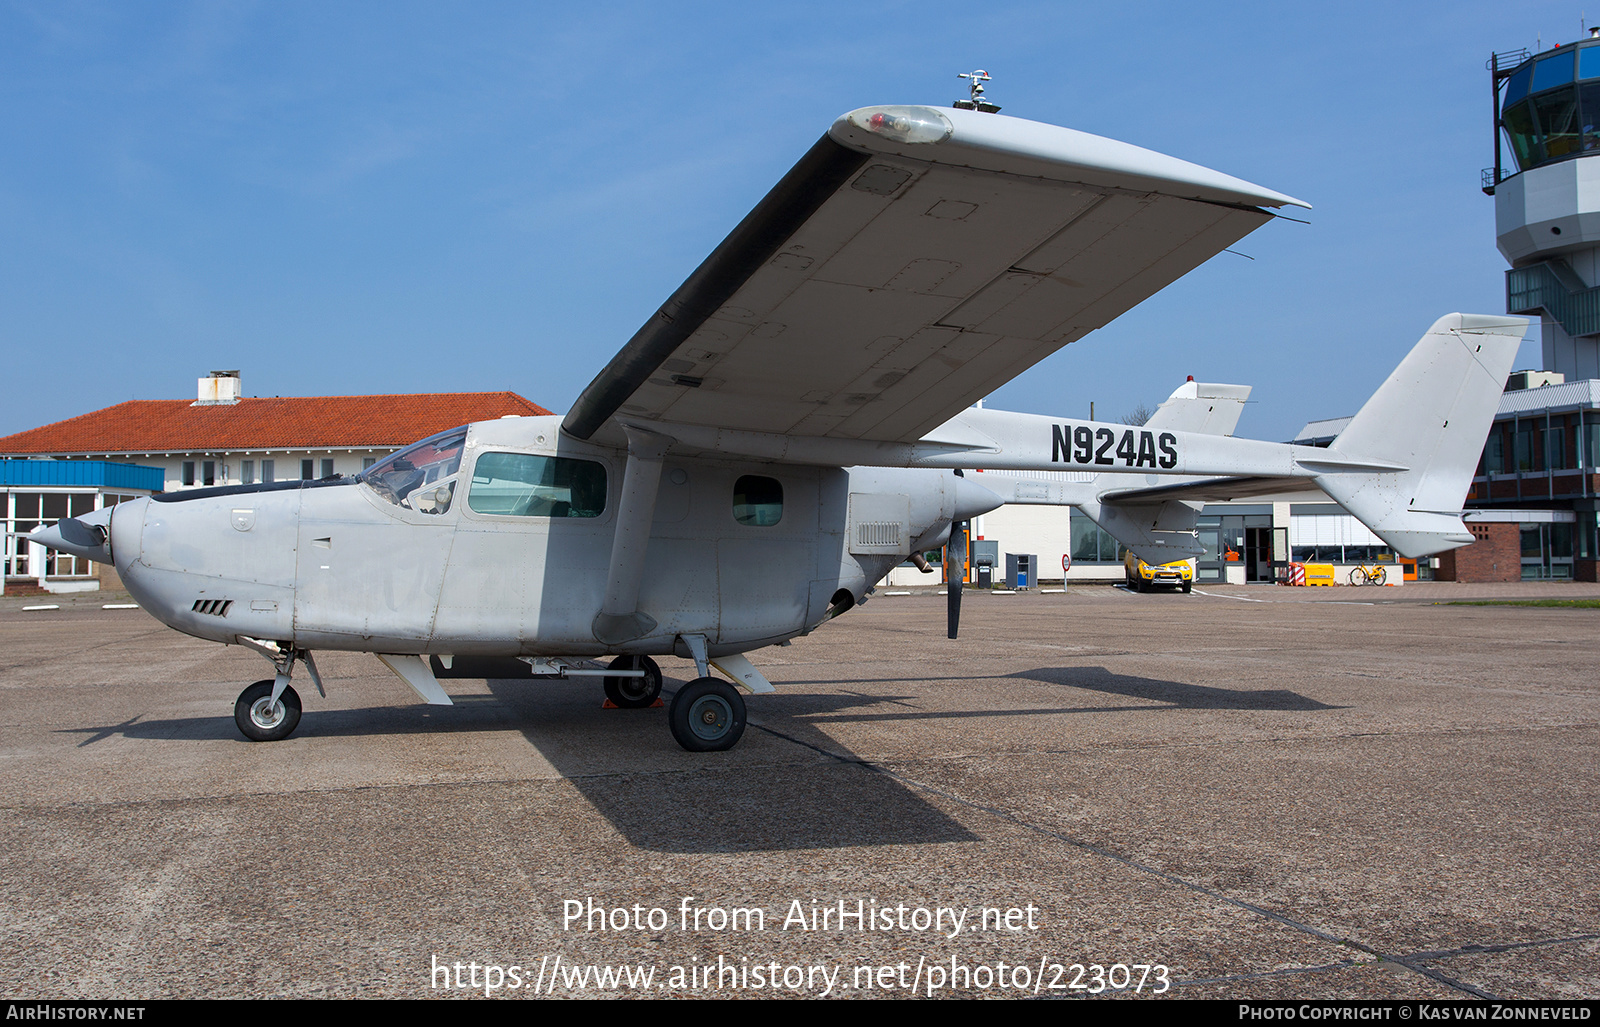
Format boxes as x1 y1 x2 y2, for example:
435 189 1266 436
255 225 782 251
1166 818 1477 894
107 415 988 660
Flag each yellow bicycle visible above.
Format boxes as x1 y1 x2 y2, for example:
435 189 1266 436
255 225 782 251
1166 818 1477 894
1348 564 1388 586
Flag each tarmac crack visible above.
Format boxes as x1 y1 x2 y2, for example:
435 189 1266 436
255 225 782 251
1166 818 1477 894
752 720 1501 1000
1401 932 1600 962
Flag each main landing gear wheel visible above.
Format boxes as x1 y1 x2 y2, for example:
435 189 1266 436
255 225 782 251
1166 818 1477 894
604 655 663 708
668 677 746 752
234 680 302 742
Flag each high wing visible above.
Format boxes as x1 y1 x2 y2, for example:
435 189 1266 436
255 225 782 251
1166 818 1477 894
563 105 1308 447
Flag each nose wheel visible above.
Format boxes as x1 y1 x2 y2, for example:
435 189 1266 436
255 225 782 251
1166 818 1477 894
234 680 302 742
668 677 746 752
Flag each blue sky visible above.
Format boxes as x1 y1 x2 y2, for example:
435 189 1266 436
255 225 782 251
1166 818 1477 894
0 1 1584 442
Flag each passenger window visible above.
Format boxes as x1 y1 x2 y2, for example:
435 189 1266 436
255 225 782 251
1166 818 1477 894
468 453 607 518
733 475 783 526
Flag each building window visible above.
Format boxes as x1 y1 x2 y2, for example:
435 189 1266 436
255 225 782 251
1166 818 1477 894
320 458 334 479
1515 427 1539 471
181 461 196 486
363 457 377 470
1070 514 1120 562
1521 522 1576 580
3 491 97 578
301 459 314 480
1547 427 1567 471
202 460 215 486
242 460 255 484
732 475 783 526
261 459 275 483
1484 433 1506 474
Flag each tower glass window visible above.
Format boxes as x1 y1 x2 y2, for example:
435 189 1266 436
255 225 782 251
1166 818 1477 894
1501 42 1600 173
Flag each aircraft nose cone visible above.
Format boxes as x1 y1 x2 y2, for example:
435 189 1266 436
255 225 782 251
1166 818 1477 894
28 507 114 563
952 474 1003 522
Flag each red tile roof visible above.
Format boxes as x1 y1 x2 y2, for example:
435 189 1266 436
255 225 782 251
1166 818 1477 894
0 392 552 455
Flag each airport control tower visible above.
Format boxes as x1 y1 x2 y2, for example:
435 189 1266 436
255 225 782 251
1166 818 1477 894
1488 36 1600 380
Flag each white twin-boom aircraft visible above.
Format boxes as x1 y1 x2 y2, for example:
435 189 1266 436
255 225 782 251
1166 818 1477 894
30 102 1528 752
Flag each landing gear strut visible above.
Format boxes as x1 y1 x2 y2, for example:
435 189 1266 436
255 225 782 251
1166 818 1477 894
233 638 324 742
668 677 746 752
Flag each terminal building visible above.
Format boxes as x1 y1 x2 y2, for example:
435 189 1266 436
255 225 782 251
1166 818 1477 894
1 372 547 594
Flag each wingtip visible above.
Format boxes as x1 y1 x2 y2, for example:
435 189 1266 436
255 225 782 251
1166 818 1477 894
833 104 1310 213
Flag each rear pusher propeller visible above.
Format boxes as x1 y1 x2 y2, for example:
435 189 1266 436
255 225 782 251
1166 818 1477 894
945 518 969 639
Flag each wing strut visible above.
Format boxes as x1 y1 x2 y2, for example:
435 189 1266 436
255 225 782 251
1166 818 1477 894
592 425 673 646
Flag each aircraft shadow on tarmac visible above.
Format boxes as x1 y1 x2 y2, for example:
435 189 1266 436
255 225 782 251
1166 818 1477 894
764 666 1342 719
485 678 981 854
62 678 977 854
1011 666 1343 712
62 664 1332 853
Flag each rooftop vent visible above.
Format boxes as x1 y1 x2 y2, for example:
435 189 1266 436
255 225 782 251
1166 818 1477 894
1505 370 1565 392
195 370 242 406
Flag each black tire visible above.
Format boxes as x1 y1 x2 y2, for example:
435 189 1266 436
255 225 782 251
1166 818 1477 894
234 679 302 742
1181 581 1192 594
604 655 663 708
668 677 746 752
1372 567 1387 586
1348 567 1365 586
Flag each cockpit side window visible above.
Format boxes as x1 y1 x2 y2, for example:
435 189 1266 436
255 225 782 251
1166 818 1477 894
359 427 468 514
467 452 607 518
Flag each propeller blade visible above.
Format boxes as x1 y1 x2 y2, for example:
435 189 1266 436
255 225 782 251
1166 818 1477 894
56 517 106 549
946 519 968 639
26 510 114 563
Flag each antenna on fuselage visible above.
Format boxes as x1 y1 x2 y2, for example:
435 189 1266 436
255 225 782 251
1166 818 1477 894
954 70 1001 113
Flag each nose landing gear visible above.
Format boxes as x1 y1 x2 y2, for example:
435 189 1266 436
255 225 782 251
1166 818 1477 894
235 680 302 741
232 638 325 742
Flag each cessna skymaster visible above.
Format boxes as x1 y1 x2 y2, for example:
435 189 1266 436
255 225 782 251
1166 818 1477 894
29 101 1527 752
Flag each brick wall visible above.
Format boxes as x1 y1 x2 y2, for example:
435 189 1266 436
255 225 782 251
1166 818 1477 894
1436 522 1521 582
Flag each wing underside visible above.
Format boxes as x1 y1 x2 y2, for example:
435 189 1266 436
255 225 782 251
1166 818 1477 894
564 106 1302 447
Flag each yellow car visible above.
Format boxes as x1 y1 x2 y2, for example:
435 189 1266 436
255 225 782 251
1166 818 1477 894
1124 551 1194 593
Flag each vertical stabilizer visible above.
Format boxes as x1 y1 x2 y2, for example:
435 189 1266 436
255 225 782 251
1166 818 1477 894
1146 380 1251 436
1313 313 1527 557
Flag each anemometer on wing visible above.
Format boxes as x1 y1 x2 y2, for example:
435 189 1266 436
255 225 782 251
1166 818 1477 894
954 69 1001 113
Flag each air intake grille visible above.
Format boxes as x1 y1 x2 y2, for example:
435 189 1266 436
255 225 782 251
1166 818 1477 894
855 522 901 548
192 599 233 617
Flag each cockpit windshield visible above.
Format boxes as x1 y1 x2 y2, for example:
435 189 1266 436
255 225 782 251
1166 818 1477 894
359 426 468 514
